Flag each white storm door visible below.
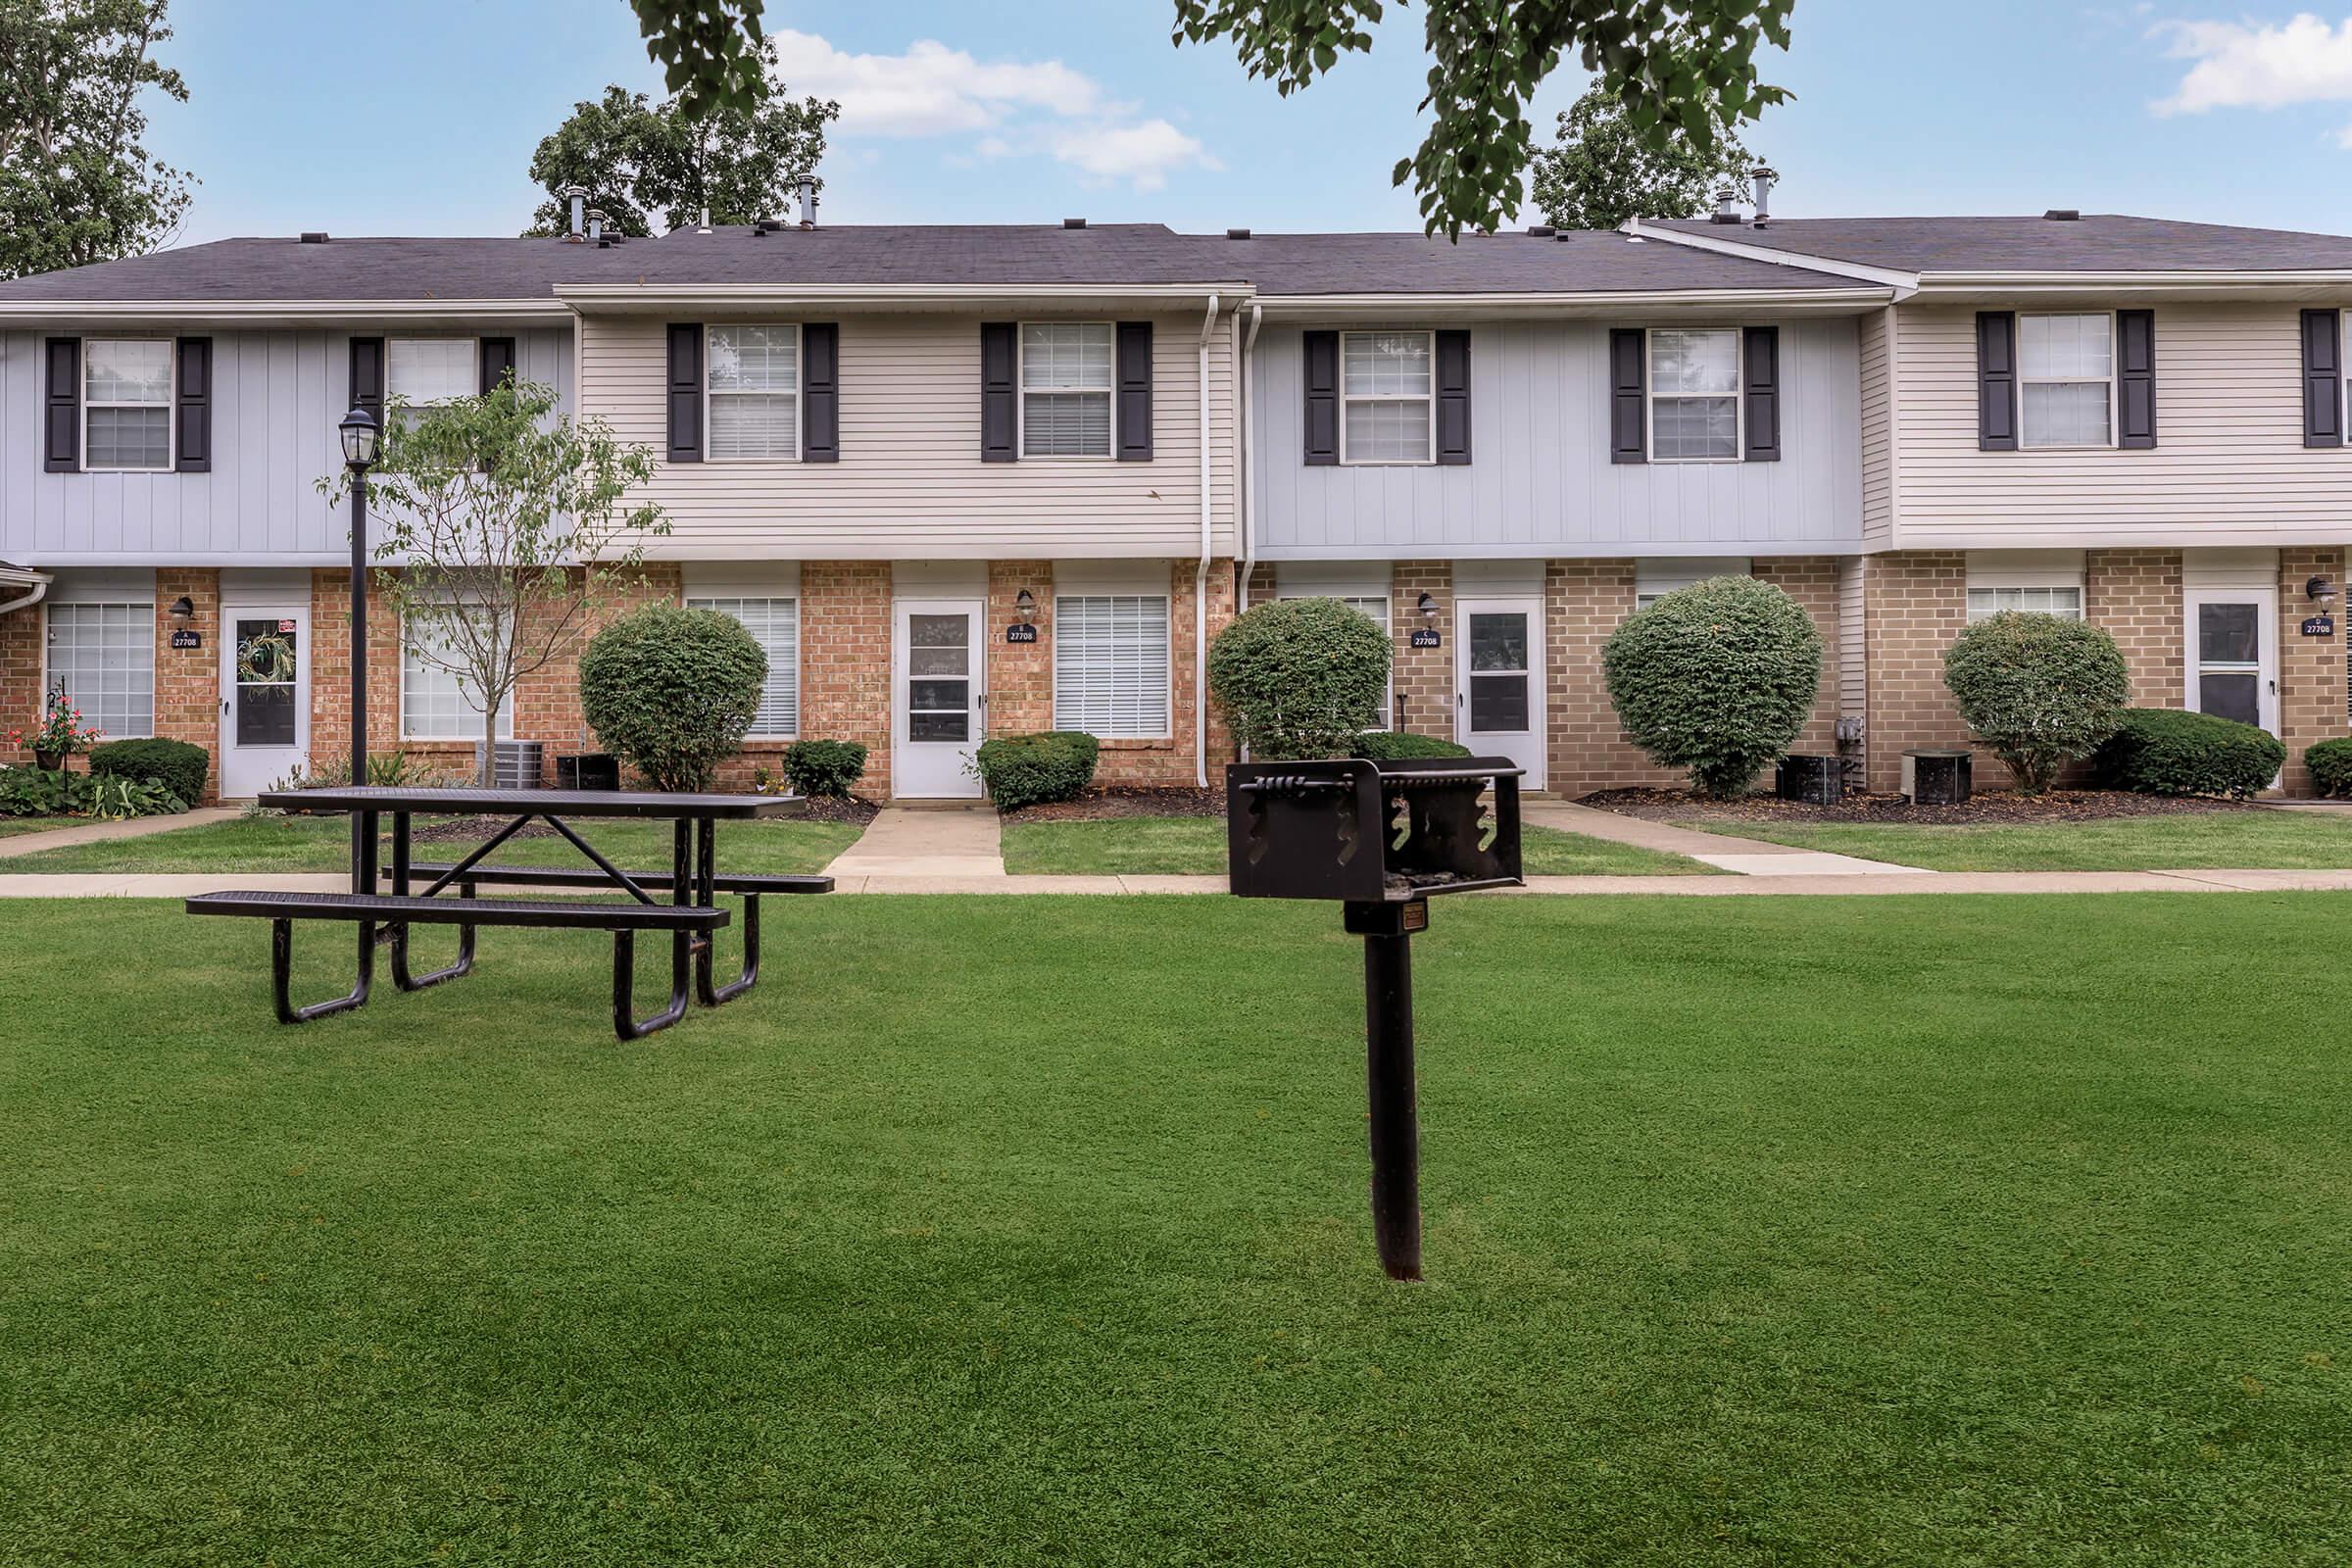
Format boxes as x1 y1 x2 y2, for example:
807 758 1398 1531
894 598 985 799
1455 596 1545 789
2185 588 2278 737
219 608 310 798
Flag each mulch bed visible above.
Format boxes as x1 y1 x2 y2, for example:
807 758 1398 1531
1001 786 1222 823
1581 786 2265 827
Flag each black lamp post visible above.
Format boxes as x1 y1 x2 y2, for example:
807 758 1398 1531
338 406 380 891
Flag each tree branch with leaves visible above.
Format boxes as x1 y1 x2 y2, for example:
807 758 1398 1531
1530 81 1757 231
317 379 670 786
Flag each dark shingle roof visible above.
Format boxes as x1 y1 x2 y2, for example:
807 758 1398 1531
0 222 1869 303
1649 215 2352 273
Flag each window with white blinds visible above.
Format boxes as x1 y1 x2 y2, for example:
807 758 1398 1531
2019 314 2114 449
707 325 800 459
82 341 172 470
1021 323 1114 457
1054 594 1170 737
1648 328 1740 461
1966 586 2084 622
387 339 476 409
1340 332 1435 464
689 595 800 737
401 606 514 740
46 602 154 739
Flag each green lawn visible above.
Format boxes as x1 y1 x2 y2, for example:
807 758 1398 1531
1703 808 2352 871
4 893 2346 1565
0 814 77 839
1001 814 1718 876
0 808 862 875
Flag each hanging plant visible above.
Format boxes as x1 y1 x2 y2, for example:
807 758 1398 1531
237 631 297 684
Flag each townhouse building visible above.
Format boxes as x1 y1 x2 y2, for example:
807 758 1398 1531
2 205 2347 801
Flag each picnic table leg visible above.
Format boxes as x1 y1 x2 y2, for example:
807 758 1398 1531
390 808 475 992
692 815 760 1006
612 819 696 1039
270 915 374 1024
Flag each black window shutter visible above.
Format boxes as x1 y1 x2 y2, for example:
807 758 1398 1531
478 336 516 396
980 321 1017 462
1608 327 1645 464
2117 310 2156 450
42 338 77 472
666 323 703 463
1434 329 1472 465
1741 325 1781 462
349 335 385 431
2302 308 2343 449
175 336 211 472
1115 320 1153 461
1976 312 2018 451
1301 329 1339 466
802 322 839 462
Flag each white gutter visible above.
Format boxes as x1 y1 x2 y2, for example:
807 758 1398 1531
1196 292 1220 788
1237 303 1264 613
0 566 51 619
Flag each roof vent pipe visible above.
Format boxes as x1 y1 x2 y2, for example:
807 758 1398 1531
1710 186 1742 223
793 172 818 228
2043 208 2081 221
586 208 606 242
563 185 588 240
1749 164 1777 223
698 206 711 233
1063 217 1087 229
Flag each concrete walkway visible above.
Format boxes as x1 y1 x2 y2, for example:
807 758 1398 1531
1522 800 1925 876
0 806 241 859
824 807 1006 879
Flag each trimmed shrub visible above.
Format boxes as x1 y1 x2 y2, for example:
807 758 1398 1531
2095 708 2286 798
89 737 207 807
782 739 869 801
578 605 766 792
1208 598 1392 760
1601 576 1823 799
975 731 1101 810
1942 612 2130 794
2305 736 2352 799
1349 730 1471 761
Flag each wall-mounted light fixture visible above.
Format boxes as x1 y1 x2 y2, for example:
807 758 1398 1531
2307 574 2338 605
1014 588 1038 623
169 595 195 622
1416 591 1438 622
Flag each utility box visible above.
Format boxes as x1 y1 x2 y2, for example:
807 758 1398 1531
1901 748 1974 806
1776 753 1845 806
1226 757 1524 905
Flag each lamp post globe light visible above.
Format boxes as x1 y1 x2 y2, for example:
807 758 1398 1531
339 406 379 892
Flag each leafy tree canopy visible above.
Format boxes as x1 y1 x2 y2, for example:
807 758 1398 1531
1531 82 1756 232
0 0 195 279
526 35 837 235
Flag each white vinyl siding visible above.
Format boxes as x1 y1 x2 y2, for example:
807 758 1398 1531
1648 328 1740 462
1054 594 1170 737
1340 331 1434 465
689 595 799 737
707 325 800 460
82 340 172 471
45 602 153 739
386 338 475 410
401 607 514 740
1021 323 1114 458
2018 314 2114 450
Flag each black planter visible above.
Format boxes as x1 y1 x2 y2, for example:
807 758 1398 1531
557 753 621 791
1901 749 1973 806
1775 753 1845 806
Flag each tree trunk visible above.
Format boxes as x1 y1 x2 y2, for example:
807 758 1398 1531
480 698 500 789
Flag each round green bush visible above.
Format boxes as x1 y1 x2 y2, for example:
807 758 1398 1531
782 739 868 801
2305 736 2352 799
2094 708 2286 798
1348 730 1471 761
578 605 765 791
1208 598 1392 760
1601 576 1822 799
975 731 1101 810
1942 612 2130 794
89 737 208 808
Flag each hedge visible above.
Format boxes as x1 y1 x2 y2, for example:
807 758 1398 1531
2306 736 2352 799
782 739 868 801
1601 576 1822 799
2093 708 2286 798
89 737 208 807
1942 612 2130 794
578 606 765 791
1208 598 1392 760
975 731 1101 810
1349 731 1471 761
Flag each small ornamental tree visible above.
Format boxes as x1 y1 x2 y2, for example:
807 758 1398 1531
318 377 668 786
1942 612 2129 794
1602 575 1822 798
579 604 765 791
1208 597 1393 760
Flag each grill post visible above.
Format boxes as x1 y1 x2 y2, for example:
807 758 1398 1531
1348 898 1425 1281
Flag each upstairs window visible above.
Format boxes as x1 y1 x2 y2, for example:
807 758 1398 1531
1021 323 1114 457
2019 314 2114 449
1647 328 1740 461
82 340 172 471
707 325 800 460
386 338 476 415
1341 331 1434 464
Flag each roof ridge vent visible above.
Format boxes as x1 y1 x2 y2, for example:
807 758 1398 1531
2044 208 2081 221
1527 224 1556 237
300 231 329 244
1063 217 1087 229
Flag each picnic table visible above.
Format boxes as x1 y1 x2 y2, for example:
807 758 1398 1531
185 786 831 1040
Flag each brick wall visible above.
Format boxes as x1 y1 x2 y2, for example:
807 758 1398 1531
801 561 893 798
1545 559 1676 794
986 561 1055 741
2084 550 2184 710
1098 558 1236 787
1391 562 1451 743
153 569 221 799
2279 547 2348 796
0 591 41 765
1751 558 1844 759
1860 552 1972 793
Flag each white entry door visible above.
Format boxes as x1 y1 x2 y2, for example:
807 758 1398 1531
219 607 310 798
1455 596 1545 789
2185 587 2279 736
894 598 985 799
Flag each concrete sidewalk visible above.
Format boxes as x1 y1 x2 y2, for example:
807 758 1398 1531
825 807 1005 878
1523 800 1925 876
0 806 241 859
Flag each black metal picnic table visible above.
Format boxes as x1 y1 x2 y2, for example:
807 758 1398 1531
185 786 830 1040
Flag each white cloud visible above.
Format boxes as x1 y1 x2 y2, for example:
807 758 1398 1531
770 28 1214 191
2153 14 2352 116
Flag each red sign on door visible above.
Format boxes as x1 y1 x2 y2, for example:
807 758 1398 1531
277 618 296 633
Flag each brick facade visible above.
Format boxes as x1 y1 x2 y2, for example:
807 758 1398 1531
0 588 41 766
2278 547 2347 796
153 569 222 798
2084 550 2184 710
799 561 894 798
1390 561 1451 744
1860 552 1972 793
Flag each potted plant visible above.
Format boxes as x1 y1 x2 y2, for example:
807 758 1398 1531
10 686 103 771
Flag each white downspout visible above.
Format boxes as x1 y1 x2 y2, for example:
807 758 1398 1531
1237 303 1263 613
1196 292 1219 788
0 575 49 618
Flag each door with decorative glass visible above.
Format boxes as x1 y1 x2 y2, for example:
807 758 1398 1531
1453 597 1545 789
219 608 309 798
2184 588 2278 738
893 599 985 798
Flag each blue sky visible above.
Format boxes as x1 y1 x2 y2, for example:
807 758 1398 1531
160 1 2352 243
